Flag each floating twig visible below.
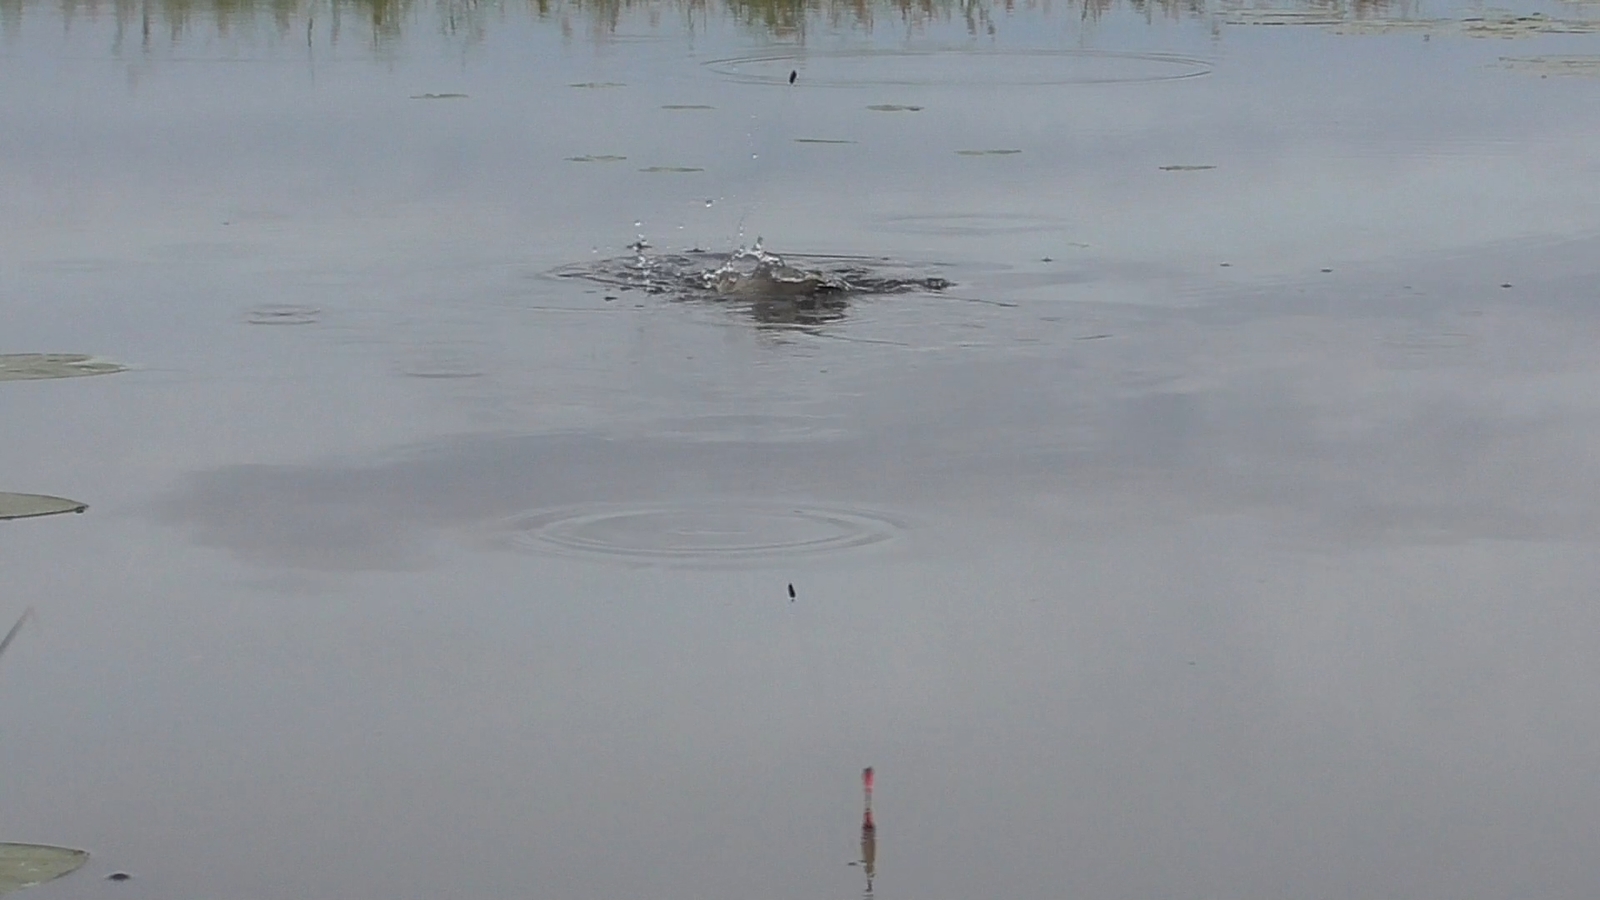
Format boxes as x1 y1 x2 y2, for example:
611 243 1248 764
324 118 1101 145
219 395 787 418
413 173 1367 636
0 608 36 666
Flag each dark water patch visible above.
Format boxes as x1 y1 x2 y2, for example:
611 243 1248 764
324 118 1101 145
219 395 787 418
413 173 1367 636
148 240 252 262
956 148 1021 156
569 81 626 88
1160 164 1216 171
866 104 922 111
151 431 892 570
0 493 89 520
705 48 1213 86
1376 330 1481 369
639 165 704 173
246 304 321 325
496 501 904 566
0 353 127 381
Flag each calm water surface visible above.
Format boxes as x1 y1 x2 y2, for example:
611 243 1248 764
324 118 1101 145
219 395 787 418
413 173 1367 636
4 0 1600 896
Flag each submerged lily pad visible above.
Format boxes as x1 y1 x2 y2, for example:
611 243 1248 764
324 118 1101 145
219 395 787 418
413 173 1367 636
0 844 88 895
0 493 88 521
0 354 126 382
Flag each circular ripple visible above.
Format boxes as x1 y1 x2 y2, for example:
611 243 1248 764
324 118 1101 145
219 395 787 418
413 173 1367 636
705 49 1212 87
502 502 903 564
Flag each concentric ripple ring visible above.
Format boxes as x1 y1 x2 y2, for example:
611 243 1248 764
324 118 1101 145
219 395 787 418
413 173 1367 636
500 501 904 564
704 48 1213 87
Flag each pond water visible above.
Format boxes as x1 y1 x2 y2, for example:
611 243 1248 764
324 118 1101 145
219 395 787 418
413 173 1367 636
4 0 1600 896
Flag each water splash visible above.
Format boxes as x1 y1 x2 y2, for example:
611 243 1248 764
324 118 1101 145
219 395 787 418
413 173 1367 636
555 241 949 301
703 238 849 298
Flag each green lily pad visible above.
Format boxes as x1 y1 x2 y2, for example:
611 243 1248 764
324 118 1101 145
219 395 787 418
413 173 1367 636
0 354 126 382
0 844 88 895
0 493 88 521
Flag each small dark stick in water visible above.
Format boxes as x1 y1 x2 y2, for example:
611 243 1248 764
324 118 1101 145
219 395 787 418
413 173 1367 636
0 608 35 667
788 583 796 601
789 70 797 84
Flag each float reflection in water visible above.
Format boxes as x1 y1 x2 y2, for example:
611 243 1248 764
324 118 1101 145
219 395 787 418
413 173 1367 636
856 766 876 898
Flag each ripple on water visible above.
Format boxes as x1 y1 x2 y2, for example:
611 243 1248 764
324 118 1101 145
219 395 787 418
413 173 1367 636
1376 330 1481 369
705 48 1212 87
878 212 1071 237
246 304 321 325
635 414 848 444
498 501 904 566
399 357 486 379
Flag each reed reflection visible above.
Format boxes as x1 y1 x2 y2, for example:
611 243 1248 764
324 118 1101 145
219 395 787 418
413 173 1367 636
0 0 1410 50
